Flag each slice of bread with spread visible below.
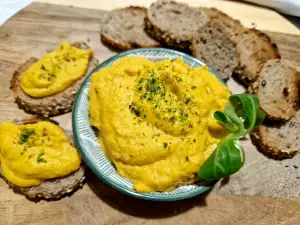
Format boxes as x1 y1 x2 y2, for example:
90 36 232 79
145 0 209 51
234 29 280 85
249 59 300 120
191 19 239 80
10 42 98 117
0 117 85 200
101 6 160 50
251 110 300 159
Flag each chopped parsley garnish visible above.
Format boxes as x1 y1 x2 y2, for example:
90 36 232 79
163 142 168 148
186 156 190 161
37 152 47 163
41 65 47 71
18 128 36 144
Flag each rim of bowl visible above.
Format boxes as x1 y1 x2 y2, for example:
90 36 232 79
72 48 223 201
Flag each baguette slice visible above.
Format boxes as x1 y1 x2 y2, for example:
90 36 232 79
234 29 280 85
251 110 300 159
192 19 238 80
249 59 300 120
201 7 244 41
0 117 85 200
10 42 99 117
101 6 160 50
145 0 209 51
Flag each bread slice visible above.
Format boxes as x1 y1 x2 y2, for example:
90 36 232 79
251 110 300 159
201 7 244 41
191 19 239 80
10 42 98 117
249 59 300 120
145 0 209 51
101 6 160 50
0 117 85 200
234 29 280 85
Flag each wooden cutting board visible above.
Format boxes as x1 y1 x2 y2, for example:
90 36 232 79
0 2 300 225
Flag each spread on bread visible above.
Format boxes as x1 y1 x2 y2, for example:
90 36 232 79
89 56 230 192
20 42 92 98
0 121 81 187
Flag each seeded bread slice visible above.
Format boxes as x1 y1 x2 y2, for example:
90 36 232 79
201 7 244 41
145 0 209 51
249 59 300 120
234 29 280 85
0 117 85 200
101 6 160 50
251 110 300 159
191 19 239 80
10 42 98 117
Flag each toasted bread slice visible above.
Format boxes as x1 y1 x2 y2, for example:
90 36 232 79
192 19 239 80
0 117 85 200
251 110 300 159
101 6 160 50
10 42 98 117
145 0 209 51
249 59 300 120
201 7 244 41
234 29 280 85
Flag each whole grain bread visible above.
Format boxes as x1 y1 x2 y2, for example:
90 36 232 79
0 117 85 200
234 29 280 85
249 59 300 120
201 7 244 41
10 42 98 117
192 19 239 80
145 0 209 51
251 110 300 159
101 6 160 50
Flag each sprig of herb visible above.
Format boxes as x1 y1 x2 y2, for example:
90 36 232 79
198 94 265 180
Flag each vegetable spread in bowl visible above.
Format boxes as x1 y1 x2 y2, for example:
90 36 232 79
88 56 232 192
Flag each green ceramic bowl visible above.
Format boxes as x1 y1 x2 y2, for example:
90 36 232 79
72 48 223 201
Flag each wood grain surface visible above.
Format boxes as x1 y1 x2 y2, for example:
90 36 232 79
0 2 300 225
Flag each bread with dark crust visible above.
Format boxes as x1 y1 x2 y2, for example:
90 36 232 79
201 7 244 41
250 110 300 159
0 116 86 200
249 59 300 120
191 19 239 80
101 6 160 50
10 42 99 117
234 29 280 85
145 0 209 52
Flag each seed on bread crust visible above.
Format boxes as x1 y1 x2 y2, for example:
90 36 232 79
10 42 98 117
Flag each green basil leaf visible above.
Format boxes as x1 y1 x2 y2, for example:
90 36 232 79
198 137 244 180
198 94 265 181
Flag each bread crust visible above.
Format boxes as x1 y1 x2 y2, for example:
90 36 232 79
100 6 160 50
234 29 281 86
10 42 98 117
250 127 297 159
145 16 192 51
145 1 209 52
191 19 239 80
0 116 86 200
249 59 300 120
